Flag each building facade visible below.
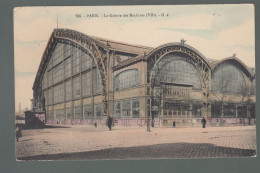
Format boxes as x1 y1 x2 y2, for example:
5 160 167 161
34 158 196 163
32 29 256 127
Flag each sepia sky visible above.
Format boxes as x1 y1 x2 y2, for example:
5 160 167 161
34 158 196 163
14 5 255 111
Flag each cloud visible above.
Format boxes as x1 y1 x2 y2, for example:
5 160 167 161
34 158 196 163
158 5 254 40
224 45 254 52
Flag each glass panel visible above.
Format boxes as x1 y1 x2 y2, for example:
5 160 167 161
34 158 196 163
52 43 63 67
82 71 91 97
114 101 121 117
53 84 64 104
48 70 52 87
81 52 92 71
224 103 236 118
65 58 71 79
94 104 104 117
73 76 80 99
46 111 50 121
83 105 92 119
66 108 72 120
43 72 48 89
65 80 72 101
93 68 101 94
122 100 131 116
48 89 52 105
49 111 54 120
60 109 65 121
74 107 81 119
114 69 140 91
72 47 80 75
211 102 221 118
64 44 71 59
237 105 247 118
54 109 64 121
47 58 52 71
192 102 202 118
53 62 64 84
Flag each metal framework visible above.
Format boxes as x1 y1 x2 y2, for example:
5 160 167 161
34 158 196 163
32 30 255 126
144 42 212 130
34 29 111 115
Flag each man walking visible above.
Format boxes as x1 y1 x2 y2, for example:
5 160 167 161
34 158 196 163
201 117 206 128
173 121 176 128
107 115 112 131
16 125 22 142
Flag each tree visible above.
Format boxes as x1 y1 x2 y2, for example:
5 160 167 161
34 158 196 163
212 72 233 125
237 82 251 124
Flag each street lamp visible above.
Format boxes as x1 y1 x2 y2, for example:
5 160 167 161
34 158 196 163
147 98 151 132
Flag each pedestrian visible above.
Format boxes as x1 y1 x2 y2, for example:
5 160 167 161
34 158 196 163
16 125 22 142
173 121 176 128
201 117 206 128
107 116 112 131
94 122 97 128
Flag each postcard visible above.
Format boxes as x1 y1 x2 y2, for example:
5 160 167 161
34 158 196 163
14 5 256 160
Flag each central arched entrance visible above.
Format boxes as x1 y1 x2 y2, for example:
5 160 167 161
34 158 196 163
146 43 211 128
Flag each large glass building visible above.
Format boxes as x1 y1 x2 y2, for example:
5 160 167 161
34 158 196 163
32 29 256 126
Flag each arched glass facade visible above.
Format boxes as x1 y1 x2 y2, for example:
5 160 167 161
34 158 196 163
211 62 247 118
154 53 202 89
152 53 203 119
42 42 102 121
211 62 246 94
114 69 140 91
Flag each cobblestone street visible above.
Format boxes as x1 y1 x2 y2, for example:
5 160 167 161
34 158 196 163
16 125 256 160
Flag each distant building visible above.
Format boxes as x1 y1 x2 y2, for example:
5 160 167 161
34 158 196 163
32 29 255 126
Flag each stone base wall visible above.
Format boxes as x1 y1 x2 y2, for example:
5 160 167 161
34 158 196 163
157 118 256 127
46 117 256 127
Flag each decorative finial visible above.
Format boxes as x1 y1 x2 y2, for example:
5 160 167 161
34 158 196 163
180 39 186 45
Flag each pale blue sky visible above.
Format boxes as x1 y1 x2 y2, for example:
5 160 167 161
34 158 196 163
14 5 255 111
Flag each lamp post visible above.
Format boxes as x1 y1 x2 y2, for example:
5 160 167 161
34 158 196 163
147 98 151 132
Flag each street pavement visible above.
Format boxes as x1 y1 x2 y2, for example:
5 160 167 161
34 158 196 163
16 125 256 160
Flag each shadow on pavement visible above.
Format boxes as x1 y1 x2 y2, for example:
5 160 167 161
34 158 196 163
44 125 71 129
16 123 71 130
17 142 256 160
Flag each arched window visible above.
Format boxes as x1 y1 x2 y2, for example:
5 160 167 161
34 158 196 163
42 41 102 110
114 69 140 91
212 63 246 94
154 53 202 89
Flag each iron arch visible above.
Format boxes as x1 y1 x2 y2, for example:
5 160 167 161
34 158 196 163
145 43 212 129
212 57 253 79
146 43 211 90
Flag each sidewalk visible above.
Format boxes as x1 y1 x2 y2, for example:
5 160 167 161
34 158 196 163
16 125 256 160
